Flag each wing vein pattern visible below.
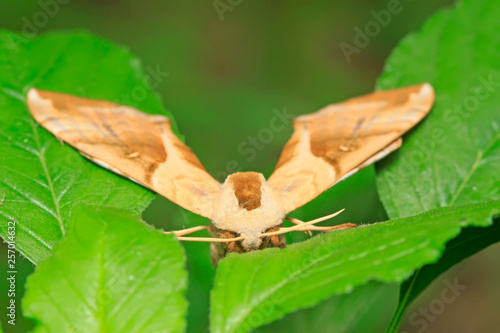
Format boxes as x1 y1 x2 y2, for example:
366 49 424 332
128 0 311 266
27 89 221 218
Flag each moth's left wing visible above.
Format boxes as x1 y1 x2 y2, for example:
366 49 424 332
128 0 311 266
268 83 435 213
27 89 221 218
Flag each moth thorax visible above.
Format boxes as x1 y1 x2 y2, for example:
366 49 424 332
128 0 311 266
210 172 286 249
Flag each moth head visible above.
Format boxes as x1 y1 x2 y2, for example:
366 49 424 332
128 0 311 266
210 172 287 249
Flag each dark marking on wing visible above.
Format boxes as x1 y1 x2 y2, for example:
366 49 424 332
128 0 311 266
172 141 206 170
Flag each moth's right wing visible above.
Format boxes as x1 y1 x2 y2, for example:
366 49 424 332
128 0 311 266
268 83 435 213
27 89 221 218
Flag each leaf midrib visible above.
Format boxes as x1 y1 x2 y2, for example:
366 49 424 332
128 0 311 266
1 31 67 237
449 131 499 205
31 120 66 236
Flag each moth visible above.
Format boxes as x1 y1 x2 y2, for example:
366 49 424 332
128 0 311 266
27 83 435 263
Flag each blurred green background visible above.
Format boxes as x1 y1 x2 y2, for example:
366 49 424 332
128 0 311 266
1 0 499 332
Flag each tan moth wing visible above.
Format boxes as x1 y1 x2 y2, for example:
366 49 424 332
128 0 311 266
27 89 221 218
268 83 435 213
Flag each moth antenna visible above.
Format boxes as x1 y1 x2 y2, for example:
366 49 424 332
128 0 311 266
299 223 357 232
262 222 356 237
286 216 355 232
261 209 346 237
285 216 312 236
176 236 245 243
298 224 356 231
171 208 347 243
164 225 209 237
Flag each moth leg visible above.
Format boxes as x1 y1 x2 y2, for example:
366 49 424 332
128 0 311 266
210 243 220 266
270 234 286 248
223 231 237 252
326 222 357 231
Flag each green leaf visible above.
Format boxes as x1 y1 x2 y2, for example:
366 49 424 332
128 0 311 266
0 30 175 263
22 204 187 333
210 201 500 333
376 0 500 218
255 282 398 333
400 219 500 304
373 0 500 330
387 218 500 333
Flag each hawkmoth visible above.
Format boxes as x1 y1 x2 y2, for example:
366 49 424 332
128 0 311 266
27 83 435 263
